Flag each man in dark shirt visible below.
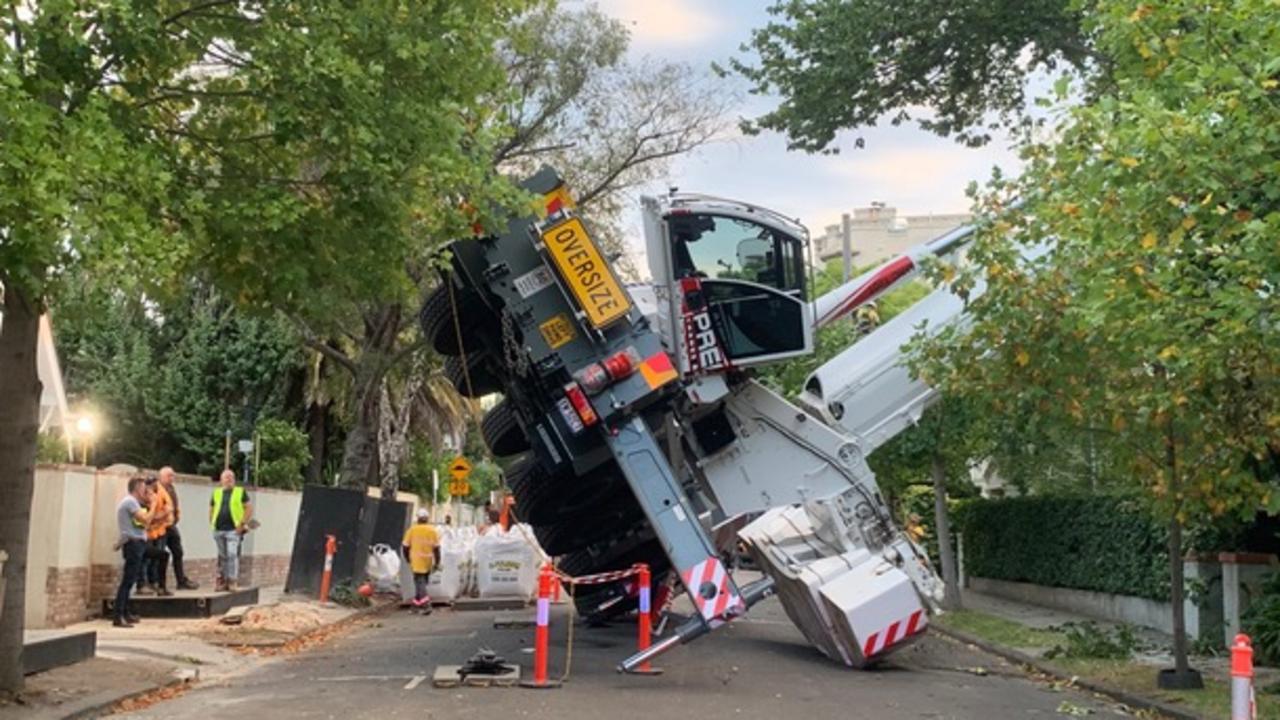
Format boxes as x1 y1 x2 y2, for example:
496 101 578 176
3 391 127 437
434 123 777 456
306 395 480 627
210 469 253 592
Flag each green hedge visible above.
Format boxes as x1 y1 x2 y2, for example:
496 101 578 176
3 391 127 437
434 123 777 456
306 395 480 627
956 495 1170 602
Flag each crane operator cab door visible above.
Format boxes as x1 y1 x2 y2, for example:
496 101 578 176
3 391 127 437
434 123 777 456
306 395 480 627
667 211 813 374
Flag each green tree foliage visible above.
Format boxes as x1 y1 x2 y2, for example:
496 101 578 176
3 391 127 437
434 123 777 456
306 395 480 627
868 400 983 504
35 432 69 464
400 435 501 506
0 1 529 690
254 418 311 491
728 0 1100 152
914 0 1280 680
1242 572 1280 666
55 283 304 473
868 398 984 609
759 258 929 397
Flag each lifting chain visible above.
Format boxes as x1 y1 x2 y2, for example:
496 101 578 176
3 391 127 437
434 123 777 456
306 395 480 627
500 310 530 377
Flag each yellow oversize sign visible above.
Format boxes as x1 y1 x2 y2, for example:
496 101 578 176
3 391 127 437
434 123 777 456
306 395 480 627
541 217 631 329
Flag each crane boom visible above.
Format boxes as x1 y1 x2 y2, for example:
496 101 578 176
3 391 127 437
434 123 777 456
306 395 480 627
810 221 978 330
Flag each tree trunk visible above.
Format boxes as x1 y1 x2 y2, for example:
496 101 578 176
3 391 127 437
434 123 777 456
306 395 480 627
931 452 961 610
1168 512 1189 674
305 400 328 486
0 286 42 693
378 363 424 501
337 360 383 490
1166 423 1190 675
336 304 403 490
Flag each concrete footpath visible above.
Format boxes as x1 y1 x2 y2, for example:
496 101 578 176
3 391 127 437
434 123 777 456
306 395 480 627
2 587 385 720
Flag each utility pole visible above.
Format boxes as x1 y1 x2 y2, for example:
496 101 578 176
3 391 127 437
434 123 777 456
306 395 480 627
841 213 853 282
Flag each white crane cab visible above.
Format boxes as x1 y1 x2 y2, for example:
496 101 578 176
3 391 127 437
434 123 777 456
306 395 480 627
641 194 815 376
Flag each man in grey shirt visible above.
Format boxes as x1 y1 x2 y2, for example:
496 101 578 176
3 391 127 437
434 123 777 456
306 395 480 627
114 476 151 627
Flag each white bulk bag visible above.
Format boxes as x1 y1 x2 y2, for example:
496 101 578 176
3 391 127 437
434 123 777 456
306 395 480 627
426 532 469 601
366 543 401 592
474 527 538 598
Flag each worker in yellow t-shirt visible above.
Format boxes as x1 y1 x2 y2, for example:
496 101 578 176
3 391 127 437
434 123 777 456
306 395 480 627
401 508 441 608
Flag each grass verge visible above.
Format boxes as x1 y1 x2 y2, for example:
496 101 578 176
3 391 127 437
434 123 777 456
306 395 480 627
938 609 1275 720
936 609 1066 650
1053 658 1275 720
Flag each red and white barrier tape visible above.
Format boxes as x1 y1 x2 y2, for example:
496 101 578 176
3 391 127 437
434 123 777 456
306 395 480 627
554 566 641 586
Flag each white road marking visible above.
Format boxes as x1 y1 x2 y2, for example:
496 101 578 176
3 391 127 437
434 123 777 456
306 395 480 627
403 675 425 690
314 675 417 682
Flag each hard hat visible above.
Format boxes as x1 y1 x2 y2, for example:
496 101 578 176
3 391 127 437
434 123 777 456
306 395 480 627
416 508 430 521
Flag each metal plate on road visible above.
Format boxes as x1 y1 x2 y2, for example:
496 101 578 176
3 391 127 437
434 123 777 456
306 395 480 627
538 313 577 349
540 217 631 329
513 266 555 299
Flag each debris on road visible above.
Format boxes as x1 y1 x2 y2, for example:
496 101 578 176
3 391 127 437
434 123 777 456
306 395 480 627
1055 700 1095 715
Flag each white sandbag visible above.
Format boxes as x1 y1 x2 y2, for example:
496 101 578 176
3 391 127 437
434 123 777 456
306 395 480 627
366 543 401 593
474 526 538 599
426 532 467 601
460 525 481 591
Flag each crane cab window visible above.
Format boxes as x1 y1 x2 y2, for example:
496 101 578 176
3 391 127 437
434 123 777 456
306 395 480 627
670 214 807 299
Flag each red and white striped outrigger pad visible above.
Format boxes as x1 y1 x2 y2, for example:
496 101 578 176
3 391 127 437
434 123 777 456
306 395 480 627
860 607 927 659
680 557 744 622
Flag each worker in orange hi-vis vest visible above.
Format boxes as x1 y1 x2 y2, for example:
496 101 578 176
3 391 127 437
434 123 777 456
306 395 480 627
137 476 174 597
402 508 441 610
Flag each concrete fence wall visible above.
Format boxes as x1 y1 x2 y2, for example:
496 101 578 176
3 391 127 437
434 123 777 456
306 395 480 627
24 464 474 629
968 553 1276 646
26 464 310 629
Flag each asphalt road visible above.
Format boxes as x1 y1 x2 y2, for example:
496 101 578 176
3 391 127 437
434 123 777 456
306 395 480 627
114 595 1127 720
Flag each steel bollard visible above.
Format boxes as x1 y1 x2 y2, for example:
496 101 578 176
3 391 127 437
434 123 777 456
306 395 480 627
1232 633 1256 720
319 534 337 603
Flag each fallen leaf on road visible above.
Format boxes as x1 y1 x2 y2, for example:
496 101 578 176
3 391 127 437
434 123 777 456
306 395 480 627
964 666 989 676
1055 700 1094 716
1047 675 1079 692
110 681 192 714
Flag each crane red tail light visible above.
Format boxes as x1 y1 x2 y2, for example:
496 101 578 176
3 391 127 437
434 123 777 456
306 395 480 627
562 382 598 427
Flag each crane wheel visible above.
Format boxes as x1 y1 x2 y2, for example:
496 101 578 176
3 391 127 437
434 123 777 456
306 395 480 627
444 352 501 398
419 283 493 356
481 399 530 457
507 455 630 525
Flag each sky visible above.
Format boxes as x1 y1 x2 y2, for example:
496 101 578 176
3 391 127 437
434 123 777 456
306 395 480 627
589 0 1026 244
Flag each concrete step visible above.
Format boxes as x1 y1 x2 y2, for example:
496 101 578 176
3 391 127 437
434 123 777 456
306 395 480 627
23 629 97 675
102 587 259 619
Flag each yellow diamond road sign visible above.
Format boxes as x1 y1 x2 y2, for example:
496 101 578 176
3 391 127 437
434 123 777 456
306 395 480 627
449 456 472 481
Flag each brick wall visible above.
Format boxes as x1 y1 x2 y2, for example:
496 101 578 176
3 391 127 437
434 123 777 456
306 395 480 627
90 562 122 607
85 554 293 615
241 554 292 587
44 567 90 627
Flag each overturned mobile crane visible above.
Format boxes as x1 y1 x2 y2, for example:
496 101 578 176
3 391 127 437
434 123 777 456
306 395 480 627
421 167 982 670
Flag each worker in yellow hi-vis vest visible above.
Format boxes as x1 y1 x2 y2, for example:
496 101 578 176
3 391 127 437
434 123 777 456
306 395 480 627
402 508 441 609
210 469 253 592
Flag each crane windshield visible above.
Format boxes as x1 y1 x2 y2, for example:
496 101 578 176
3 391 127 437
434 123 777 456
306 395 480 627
670 214 806 299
